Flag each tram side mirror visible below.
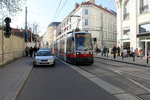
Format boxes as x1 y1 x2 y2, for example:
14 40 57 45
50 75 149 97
72 37 74 41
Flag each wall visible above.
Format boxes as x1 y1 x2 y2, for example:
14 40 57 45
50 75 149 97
0 30 25 65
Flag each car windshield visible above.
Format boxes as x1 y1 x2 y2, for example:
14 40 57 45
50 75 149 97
36 51 51 56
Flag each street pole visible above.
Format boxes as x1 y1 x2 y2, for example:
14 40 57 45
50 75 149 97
25 7 27 33
101 12 103 48
25 6 27 43
101 12 104 56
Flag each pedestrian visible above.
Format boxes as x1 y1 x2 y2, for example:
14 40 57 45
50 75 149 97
138 48 143 59
25 46 29 56
95 47 98 55
103 46 107 57
120 46 123 56
127 49 130 57
117 46 120 56
33 46 38 57
29 47 33 57
112 46 117 59
135 48 138 56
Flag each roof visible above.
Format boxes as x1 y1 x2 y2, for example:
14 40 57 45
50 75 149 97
81 1 116 16
48 22 61 27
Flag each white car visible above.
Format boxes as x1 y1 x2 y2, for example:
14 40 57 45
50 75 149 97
33 50 55 67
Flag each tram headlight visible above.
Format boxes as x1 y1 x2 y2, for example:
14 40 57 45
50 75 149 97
76 52 81 55
89 52 93 54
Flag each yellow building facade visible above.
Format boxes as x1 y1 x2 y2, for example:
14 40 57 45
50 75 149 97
0 30 25 66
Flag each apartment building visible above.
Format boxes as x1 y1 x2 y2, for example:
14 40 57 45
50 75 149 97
115 0 150 56
57 0 117 50
42 22 60 48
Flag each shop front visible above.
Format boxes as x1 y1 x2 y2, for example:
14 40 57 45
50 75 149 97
139 36 150 57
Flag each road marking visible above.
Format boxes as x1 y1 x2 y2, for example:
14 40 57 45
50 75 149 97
108 67 150 93
109 68 123 75
58 58 142 100
123 71 150 81
106 65 150 93
127 78 150 93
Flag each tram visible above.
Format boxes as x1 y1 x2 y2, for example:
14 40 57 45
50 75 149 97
54 31 94 65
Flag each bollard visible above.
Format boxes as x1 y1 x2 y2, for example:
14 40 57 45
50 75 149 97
114 52 116 59
147 53 149 64
122 52 124 60
133 54 135 62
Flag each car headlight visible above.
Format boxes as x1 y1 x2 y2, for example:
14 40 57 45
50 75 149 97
35 59 41 62
48 58 54 62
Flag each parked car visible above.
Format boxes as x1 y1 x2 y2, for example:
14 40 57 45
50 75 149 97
33 50 55 67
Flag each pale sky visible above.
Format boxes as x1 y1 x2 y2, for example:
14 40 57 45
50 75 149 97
11 0 116 36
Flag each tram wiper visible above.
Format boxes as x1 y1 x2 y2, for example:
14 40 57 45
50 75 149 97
84 46 91 51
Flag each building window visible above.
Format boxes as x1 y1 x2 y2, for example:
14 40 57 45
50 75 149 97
69 25 71 29
70 18 71 22
123 42 130 49
123 29 130 35
140 0 149 13
85 9 88 15
85 19 88 25
124 1 129 20
139 23 150 34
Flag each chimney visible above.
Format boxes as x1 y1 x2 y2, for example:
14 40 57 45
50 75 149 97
89 0 95 4
74 2 79 9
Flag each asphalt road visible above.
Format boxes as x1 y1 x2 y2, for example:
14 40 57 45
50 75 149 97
16 58 118 100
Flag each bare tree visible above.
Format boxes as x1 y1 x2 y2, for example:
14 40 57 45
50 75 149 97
0 0 26 16
28 21 41 35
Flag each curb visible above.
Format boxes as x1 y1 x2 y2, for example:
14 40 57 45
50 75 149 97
95 57 150 67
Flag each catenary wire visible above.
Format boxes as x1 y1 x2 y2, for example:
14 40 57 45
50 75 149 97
52 0 63 21
56 0 69 17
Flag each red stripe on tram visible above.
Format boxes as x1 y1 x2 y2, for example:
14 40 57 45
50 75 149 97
66 54 75 58
76 54 93 58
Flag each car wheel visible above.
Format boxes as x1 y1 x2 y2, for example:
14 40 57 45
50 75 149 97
33 62 36 67
52 61 55 66
33 65 36 67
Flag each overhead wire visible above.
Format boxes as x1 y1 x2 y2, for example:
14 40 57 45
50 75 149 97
56 0 69 17
52 0 63 21
108 0 115 11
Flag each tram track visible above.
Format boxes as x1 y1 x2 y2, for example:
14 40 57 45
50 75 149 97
77 58 150 100
94 58 150 81
58 56 150 99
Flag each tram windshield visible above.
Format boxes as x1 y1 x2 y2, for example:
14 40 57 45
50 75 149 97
75 33 92 50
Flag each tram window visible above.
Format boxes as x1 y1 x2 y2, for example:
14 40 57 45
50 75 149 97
67 36 74 53
67 37 71 52
75 34 92 50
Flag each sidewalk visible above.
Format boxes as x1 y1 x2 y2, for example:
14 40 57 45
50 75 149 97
95 53 150 67
0 57 33 100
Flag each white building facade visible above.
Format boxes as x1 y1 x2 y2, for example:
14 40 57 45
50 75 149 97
115 0 150 56
57 0 117 50
42 22 61 48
